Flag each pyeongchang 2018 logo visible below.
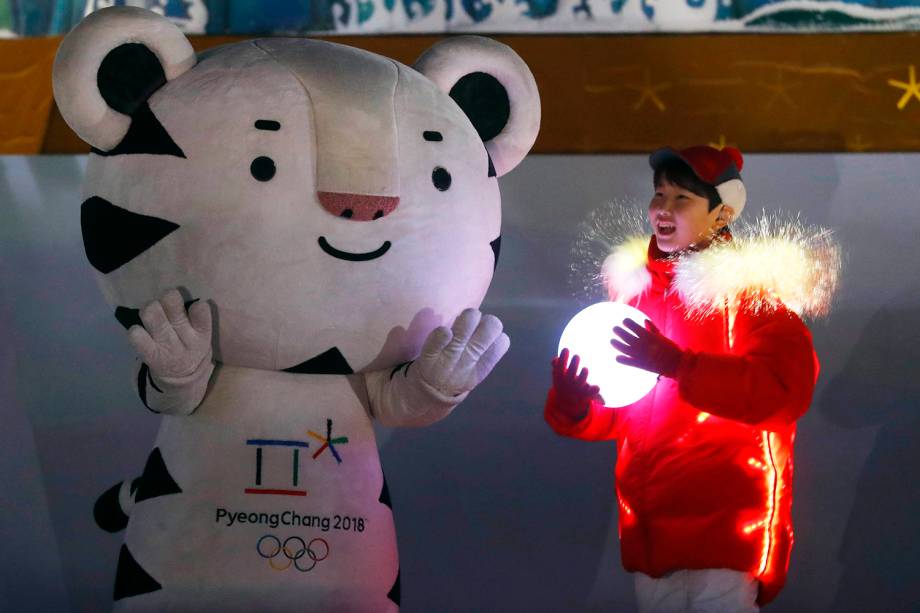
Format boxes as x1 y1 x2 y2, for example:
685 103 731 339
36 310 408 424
257 534 330 572
245 418 349 497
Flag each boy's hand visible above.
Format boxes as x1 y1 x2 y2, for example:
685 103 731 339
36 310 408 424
551 348 601 422
611 318 683 378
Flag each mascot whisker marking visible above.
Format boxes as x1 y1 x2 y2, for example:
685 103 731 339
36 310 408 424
54 6 539 609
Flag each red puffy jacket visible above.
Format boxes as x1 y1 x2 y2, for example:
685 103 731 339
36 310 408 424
545 236 820 605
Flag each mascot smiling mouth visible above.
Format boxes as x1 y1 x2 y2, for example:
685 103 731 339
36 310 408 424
318 236 391 261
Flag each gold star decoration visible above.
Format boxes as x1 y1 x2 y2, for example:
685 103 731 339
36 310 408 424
709 134 732 150
846 134 872 152
760 70 799 110
626 70 671 112
888 65 920 110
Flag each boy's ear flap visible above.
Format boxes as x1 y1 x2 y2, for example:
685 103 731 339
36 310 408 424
414 36 540 178
53 6 195 151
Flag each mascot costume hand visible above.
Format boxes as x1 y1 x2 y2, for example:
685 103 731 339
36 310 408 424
54 6 540 610
127 290 214 416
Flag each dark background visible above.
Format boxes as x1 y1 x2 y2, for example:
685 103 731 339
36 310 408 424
1 153 917 611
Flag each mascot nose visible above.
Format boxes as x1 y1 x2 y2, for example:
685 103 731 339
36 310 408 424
317 192 399 221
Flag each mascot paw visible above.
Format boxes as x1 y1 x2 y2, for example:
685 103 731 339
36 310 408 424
127 288 214 383
416 308 510 397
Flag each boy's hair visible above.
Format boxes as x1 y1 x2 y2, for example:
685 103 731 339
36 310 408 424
653 157 723 212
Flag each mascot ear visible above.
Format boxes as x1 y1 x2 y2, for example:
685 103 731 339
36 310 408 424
415 36 540 177
52 6 196 152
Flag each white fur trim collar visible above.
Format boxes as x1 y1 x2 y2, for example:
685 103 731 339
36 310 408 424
601 214 841 318
600 235 651 303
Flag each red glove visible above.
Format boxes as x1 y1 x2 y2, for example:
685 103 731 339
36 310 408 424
551 348 601 422
611 318 683 378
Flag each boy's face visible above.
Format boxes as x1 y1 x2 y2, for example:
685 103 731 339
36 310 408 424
648 179 723 253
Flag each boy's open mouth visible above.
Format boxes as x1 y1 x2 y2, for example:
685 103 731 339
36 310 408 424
656 221 676 237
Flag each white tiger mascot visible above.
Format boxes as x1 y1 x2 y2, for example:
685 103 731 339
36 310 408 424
52 7 540 610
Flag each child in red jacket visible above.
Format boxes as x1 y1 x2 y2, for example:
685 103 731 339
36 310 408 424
546 146 839 612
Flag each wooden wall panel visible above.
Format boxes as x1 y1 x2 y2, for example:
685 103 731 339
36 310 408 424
0 38 57 154
2 33 920 154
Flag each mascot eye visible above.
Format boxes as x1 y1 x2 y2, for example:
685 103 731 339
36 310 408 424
250 156 276 182
432 167 451 191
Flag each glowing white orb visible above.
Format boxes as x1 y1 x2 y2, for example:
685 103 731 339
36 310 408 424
558 302 659 408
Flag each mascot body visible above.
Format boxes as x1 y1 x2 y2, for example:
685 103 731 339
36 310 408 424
53 8 539 610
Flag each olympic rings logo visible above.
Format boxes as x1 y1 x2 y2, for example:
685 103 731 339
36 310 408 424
257 534 330 572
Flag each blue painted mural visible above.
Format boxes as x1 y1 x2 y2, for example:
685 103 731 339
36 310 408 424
2 0 920 36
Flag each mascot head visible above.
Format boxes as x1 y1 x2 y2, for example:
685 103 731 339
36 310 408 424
53 7 540 374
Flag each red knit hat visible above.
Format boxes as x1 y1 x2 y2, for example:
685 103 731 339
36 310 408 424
649 145 747 218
